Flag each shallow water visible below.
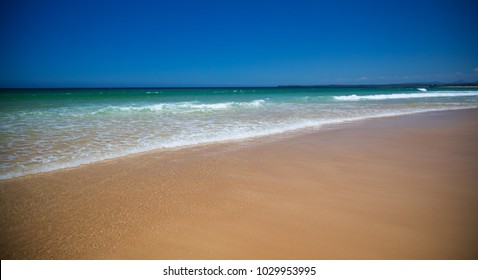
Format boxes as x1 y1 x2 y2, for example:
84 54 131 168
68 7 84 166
1 87 477 179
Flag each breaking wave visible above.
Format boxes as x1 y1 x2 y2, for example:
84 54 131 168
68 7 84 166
94 99 266 114
334 91 478 101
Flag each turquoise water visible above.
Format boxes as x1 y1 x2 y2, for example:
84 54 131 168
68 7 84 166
1 87 478 179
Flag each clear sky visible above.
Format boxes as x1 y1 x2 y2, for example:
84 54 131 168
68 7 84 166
1 0 478 87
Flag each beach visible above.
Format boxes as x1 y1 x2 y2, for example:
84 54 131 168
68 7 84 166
1 108 477 259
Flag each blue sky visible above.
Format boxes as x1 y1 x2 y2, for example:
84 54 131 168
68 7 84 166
1 0 477 87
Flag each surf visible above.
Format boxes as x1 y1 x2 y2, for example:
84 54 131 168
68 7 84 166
333 91 478 101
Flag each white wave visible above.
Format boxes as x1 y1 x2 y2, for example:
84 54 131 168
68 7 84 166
334 91 478 101
93 99 266 114
417 88 427 92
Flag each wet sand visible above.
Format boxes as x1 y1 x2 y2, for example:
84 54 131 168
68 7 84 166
1 109 477 259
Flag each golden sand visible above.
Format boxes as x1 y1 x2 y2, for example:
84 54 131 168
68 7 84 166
1 109 477 259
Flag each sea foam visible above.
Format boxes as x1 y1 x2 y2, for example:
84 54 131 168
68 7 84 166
333 91 478 101
93 99 266 114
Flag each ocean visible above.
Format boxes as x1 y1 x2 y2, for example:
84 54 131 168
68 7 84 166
1 87 477 180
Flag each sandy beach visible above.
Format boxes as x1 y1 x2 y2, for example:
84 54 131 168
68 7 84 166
1 109 477 259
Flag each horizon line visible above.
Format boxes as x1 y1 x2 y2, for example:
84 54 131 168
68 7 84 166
2 82 478 90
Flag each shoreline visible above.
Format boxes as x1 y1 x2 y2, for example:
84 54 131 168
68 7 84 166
1 108 477 259
1 107 477 182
